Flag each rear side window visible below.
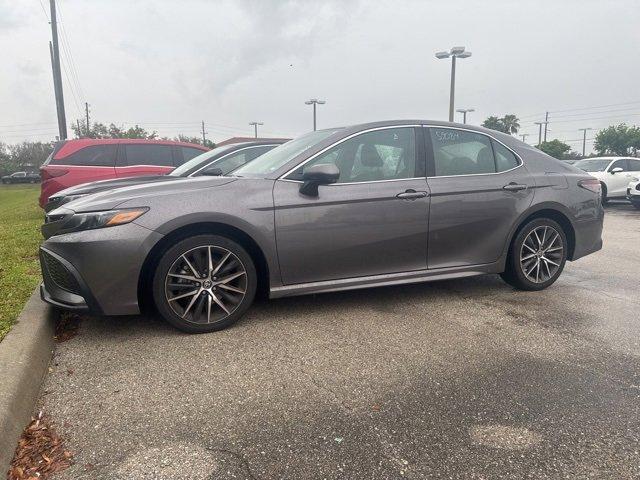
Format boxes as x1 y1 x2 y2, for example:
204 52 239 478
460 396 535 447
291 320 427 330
121 145 173 167
53 144 117 166
179 146 205 164
492 140 520 172
430 128 495 176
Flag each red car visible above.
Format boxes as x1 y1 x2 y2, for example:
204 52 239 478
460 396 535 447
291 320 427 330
39 138 208 208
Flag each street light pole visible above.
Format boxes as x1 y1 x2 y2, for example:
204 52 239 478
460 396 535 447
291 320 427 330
249 122 263 138
578 127 593 157
456 108 474 124
305 99 326 130
436 47 472 122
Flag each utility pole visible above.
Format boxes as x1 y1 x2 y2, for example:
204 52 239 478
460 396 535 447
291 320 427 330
76 119 81 138
85 102 90 136
520 133 529 143
544 111 549 142
49 0 67 140
534 122 544 147
201 121 207 145
249 122 263 138
578 127 593 157
305 99 326 130
435 47 472 122
456 108 474 124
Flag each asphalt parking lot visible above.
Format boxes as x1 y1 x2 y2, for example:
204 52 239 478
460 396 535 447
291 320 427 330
39 203 639 479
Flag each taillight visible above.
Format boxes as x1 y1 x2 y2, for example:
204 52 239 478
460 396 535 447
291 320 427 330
578 178 601 194
40 168 68 181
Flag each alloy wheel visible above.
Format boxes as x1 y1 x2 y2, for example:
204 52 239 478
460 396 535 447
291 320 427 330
519 225 564 283
164 245 247 324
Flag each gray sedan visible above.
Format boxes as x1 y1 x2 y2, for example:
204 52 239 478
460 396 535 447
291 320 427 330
39 120 604 333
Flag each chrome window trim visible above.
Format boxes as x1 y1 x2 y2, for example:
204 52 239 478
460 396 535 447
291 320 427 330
279 125 422 184
424 125 524 178
188 145 279 177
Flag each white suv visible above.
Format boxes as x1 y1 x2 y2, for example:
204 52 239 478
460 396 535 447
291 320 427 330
627 178 640 209
573 157 640 204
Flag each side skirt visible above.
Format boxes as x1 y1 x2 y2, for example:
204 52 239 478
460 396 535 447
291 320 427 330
269 263 502 299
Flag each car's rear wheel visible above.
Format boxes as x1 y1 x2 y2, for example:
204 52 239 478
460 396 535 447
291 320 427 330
500 218 568 291
152 234 257 333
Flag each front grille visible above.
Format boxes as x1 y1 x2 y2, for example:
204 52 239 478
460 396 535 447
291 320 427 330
41 250 81 294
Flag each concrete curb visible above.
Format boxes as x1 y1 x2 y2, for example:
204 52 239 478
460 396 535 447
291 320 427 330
0 289 56 475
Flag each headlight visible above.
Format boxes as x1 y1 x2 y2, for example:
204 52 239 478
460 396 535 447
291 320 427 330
55 208 149 235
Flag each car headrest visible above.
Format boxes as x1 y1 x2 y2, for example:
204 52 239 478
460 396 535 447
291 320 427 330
360 144 383 167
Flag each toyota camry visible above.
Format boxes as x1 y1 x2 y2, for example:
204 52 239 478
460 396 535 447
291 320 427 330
40 120 604 333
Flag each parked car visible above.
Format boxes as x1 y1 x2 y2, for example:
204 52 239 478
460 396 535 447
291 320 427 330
40 120 603 333
39 138 209 208
627 178 640 209
2 171 40 184
573 157 640 204
44 140 286 212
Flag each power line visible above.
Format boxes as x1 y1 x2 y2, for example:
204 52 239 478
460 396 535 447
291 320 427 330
56 0 85 101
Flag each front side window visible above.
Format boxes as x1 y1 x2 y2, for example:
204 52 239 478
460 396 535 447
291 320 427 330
609 159 629 172
53 144 117 167
430 128 495 176
287 127 417 183
180 146 205 164
122 145 173 167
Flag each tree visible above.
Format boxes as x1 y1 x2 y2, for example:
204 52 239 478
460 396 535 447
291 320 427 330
593 124 640 156
0 141 53 175
538 139 572 159
481 114 520 135
174 134 215 149
71 119 157 139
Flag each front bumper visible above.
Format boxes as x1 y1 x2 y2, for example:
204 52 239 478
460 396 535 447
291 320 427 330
39 222 163 316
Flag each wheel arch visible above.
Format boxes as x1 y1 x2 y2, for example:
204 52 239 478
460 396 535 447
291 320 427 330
137 221 272 313
503 203 577 262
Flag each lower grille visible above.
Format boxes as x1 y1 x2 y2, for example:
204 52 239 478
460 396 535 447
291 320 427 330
41 250 81 294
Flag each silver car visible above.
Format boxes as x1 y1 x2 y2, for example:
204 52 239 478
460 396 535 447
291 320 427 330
40 120 604 333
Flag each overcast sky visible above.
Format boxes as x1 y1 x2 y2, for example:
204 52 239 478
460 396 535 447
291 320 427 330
1 0 639 152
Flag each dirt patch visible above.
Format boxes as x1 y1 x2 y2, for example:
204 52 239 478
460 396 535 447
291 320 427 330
7 411 73 479
54 313 83 343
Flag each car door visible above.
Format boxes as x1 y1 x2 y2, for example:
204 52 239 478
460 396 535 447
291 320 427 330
606 159 631 197
273 126 430 285
425 126 535 269
115 144 175 178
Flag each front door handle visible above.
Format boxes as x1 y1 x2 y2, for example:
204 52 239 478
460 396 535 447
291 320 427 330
396 189 428 200
503 183 528 192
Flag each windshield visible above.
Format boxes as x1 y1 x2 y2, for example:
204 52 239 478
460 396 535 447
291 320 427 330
233 129 340 177
169 145 238 177
574 158 611 172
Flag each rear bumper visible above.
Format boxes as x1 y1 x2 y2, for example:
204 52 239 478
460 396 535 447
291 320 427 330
571 214 604 261
39 222 163 316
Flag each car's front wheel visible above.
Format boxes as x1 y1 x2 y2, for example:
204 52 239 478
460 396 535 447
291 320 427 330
152 234 257 333
500 218 568 291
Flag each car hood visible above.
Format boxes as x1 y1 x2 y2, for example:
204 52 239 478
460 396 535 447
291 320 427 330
63 176 238 213
53 175 173 197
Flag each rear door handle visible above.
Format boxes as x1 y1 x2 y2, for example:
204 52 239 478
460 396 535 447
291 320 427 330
396 189 428 200
503 183 528 192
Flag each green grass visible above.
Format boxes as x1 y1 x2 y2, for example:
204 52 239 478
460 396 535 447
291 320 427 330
0 185 43 340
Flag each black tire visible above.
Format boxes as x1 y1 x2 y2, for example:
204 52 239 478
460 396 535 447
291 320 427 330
500 218 568 291
152 234 257 333
600 183 609 205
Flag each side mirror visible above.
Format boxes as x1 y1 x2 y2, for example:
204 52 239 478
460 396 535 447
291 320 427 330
299 163 340 196
200 167 223 176
610 167 623 174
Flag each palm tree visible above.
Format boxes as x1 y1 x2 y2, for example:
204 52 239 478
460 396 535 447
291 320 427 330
501 115 520 135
